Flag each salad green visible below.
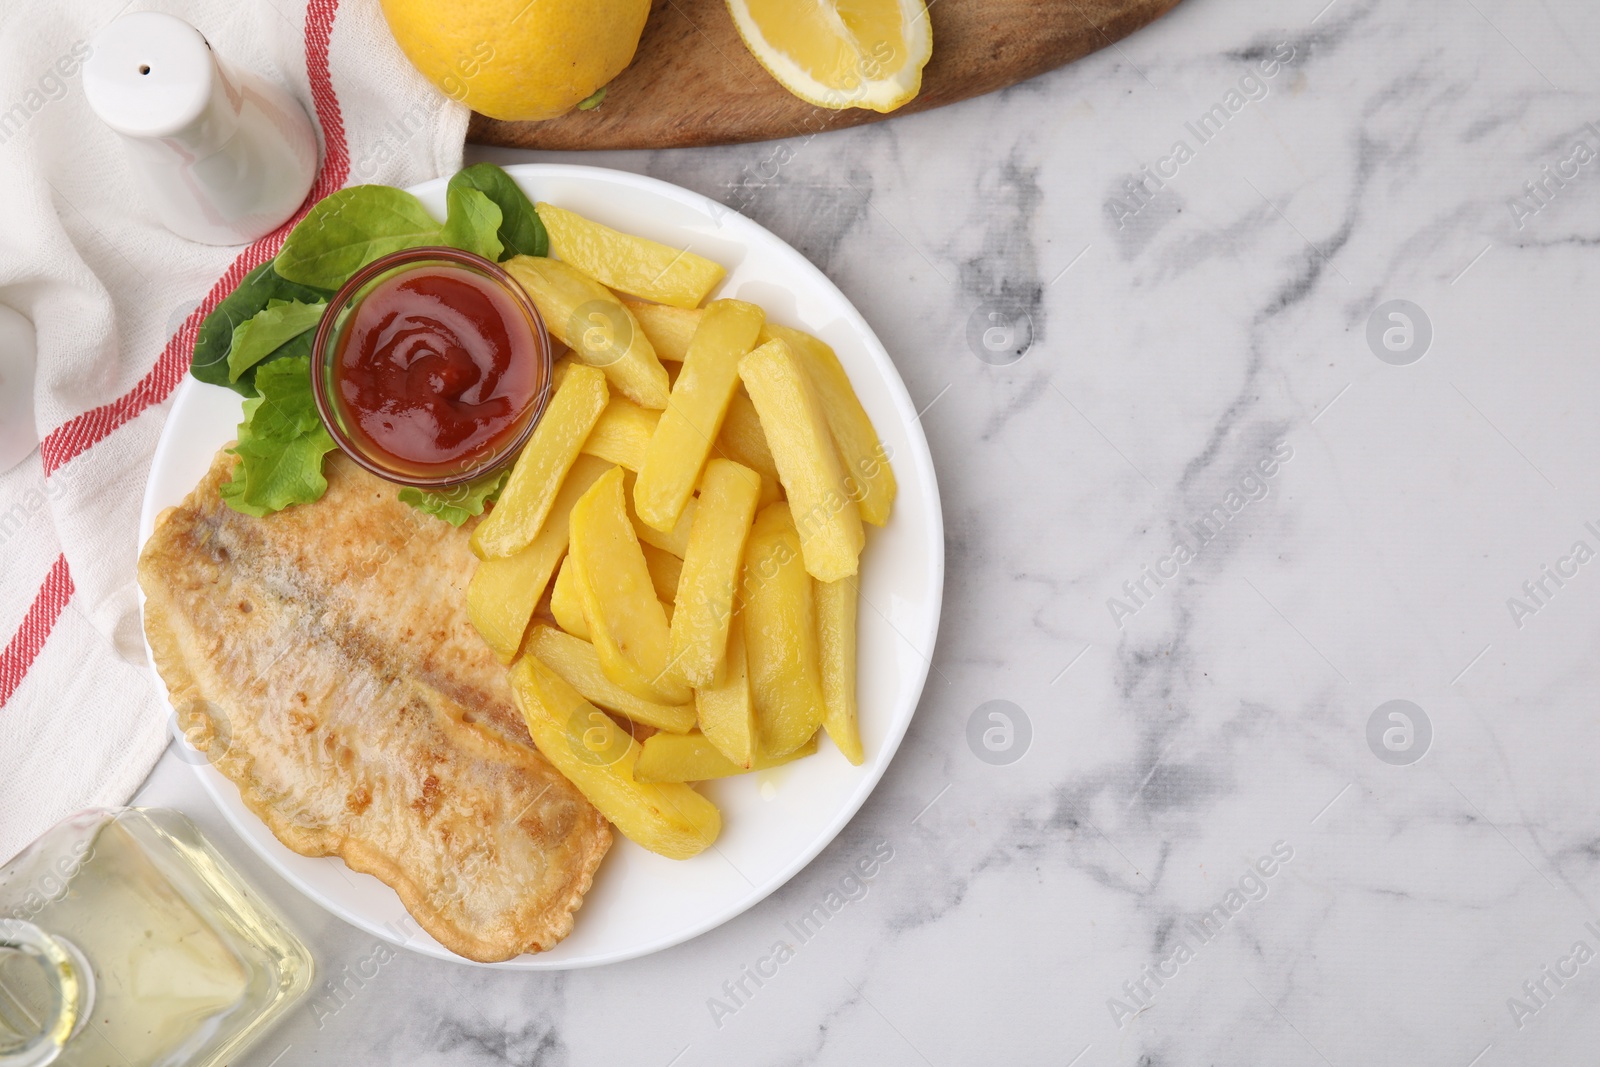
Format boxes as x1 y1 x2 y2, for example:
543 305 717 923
226 298 326 383
274 185 446 290
397 469 510 528
191 164 547 520
438 186 505 263
191 263 330 397
447 163 548 259
217 357 337 517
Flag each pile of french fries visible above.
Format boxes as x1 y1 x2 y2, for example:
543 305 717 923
464 203 897 860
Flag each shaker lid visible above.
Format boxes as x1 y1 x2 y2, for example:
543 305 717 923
83 12 216 139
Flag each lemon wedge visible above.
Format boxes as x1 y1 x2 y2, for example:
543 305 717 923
726 0 932 113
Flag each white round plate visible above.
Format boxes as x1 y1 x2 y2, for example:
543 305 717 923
139 164 943 968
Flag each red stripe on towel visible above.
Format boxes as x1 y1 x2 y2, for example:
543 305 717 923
0 556 74 708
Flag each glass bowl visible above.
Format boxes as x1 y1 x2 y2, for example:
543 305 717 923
310 246 552 490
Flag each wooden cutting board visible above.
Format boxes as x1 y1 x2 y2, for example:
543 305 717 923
467 0 1183 150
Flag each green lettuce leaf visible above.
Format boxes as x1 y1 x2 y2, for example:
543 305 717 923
219 356 337 516
447 163 547 259
274 185 443 289
198 167 561 520
227 298 327 382
398 468 509 527
440 186 504 262
191 263 331 396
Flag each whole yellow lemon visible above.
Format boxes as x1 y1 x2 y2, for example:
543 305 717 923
379 0 651 121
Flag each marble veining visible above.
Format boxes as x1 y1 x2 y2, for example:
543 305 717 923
133 0 1600 1062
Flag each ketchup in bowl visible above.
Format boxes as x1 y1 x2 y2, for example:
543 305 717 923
312 248 551 488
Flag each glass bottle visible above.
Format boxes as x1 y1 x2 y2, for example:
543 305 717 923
0 808 312 1066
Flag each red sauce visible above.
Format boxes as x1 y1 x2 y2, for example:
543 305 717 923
334 265 539 474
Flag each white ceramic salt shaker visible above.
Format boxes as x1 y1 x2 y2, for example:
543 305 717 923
83 12 319 246
0 305 37 475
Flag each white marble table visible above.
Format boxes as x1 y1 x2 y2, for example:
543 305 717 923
134 0 1600 1061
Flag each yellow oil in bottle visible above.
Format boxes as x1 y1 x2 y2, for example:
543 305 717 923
0 809 312 1067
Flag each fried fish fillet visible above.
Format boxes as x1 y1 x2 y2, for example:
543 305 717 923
138 449 610 962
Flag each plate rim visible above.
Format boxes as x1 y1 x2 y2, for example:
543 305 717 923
139 162 945 969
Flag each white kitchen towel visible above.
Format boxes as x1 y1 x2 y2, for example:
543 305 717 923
0 0 468 863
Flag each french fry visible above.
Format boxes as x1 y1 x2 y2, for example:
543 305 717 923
467 455 611 661
569 467 692 705
716 388 780 484
635 299 765 532
538 202 726 309
621 298 700 362
669 459 761 686
625 471 697 557
510 655 720 860
741 502 825 756
760 324 896 526
738 339 865 582
640 542 683 603
635 730 818 783
556 550 674 639
581 396 659 471
617 308 892 526
504 255 670 409
695 607 755 768
526 624 694 733
469 550 550 663
470 363 609 560
815 578 863 764
549 554 590 640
